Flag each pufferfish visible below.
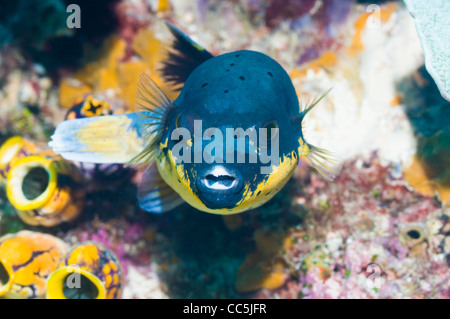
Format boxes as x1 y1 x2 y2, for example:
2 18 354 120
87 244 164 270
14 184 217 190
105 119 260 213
50 22 340 214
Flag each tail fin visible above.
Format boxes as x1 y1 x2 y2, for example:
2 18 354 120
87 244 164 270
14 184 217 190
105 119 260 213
49 113 151 164
160 21 214 89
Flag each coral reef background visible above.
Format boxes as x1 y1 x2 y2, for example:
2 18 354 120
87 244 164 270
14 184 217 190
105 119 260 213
0 0 449 298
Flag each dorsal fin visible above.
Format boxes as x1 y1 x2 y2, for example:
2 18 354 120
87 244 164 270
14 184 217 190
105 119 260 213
160 21 214 89
128 73 174 168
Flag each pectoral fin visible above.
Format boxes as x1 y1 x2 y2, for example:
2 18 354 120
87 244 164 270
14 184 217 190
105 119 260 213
49 112 151 164
305 144 342 181
137 164 184 213
297 89 342 180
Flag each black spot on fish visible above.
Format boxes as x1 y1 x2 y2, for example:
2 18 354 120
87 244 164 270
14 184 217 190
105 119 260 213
235 54 240 57
230 63 235 67
267 72 273 77
256 190 261 196
224 90 229 93
239 76 245 81
201 83 208 88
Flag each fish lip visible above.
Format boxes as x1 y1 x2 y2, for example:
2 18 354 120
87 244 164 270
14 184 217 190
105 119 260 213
200 165 242 192
201 165 239 191
195 165 244 209
201 176 238 191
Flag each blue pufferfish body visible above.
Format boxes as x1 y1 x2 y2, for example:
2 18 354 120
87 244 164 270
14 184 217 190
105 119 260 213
50 22 340 214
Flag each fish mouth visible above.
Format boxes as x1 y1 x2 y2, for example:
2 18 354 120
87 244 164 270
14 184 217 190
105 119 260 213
196 165 244 209
202 166 238 191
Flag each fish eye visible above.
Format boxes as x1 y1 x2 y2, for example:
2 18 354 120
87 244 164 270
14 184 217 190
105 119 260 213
261 120 279 142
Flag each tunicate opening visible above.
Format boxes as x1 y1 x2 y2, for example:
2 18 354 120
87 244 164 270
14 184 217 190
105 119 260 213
406 230 421 240
22 167 49 200
62 273 99 299
0 262 9 286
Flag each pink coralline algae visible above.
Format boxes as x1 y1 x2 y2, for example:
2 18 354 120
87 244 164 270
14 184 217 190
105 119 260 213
277 155 449 299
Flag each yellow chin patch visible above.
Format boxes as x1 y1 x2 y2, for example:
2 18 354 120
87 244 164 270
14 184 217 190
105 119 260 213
233 151 299 213
298 137 310 157
157 149 299 214
156 149 206 212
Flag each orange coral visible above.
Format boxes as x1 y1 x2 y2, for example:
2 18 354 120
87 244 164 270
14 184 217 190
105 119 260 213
348 2 397 55
404 129 450 206
235 229 289 293
157 0 172 13
290 51 337 79
222 214 243 231
59 28 178 111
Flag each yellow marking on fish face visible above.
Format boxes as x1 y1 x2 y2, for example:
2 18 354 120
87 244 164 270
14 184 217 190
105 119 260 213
156 150 206 211
157 148 299 214
160 137 168 149
233 151 299 212
298 137 310 157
